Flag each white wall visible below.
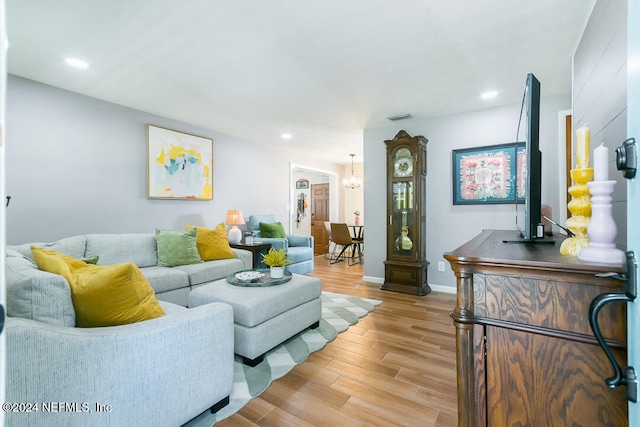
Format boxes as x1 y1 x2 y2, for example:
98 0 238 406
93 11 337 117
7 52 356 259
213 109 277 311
363 93 571 289
572 0 627 248
0 0 7 420
5 76 342 244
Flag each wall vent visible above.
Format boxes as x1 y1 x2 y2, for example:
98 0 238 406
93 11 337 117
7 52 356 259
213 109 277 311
387 113 413 121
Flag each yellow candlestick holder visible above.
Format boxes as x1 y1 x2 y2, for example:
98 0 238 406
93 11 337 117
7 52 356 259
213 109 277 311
559 168 593 256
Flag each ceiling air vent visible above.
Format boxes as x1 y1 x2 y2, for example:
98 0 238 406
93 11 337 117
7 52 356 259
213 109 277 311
387 113 413 121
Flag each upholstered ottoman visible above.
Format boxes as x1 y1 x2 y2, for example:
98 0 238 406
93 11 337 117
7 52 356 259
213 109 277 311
188 273 322 366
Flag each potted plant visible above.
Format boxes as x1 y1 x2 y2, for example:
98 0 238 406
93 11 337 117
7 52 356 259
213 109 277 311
261 248 291 278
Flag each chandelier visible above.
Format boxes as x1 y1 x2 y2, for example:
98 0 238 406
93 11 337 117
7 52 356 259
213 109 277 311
343 154 362 189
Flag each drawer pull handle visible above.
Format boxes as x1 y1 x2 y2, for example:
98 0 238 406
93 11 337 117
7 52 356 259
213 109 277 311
588 251 637 402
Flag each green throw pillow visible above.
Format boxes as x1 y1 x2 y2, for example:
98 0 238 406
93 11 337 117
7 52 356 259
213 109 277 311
259 221 287 238
81 255 100 265
156 228 202 267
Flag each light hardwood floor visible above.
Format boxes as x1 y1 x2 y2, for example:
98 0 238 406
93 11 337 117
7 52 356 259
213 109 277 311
215 256 458 427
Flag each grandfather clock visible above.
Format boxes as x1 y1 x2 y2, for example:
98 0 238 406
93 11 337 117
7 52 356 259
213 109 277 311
382 130 430 296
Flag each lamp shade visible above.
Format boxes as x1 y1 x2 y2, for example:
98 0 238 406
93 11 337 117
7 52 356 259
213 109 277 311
225 210 245 226
225 210 244 244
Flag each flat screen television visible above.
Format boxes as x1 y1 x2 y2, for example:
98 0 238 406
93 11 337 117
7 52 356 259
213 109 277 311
513 73 547 242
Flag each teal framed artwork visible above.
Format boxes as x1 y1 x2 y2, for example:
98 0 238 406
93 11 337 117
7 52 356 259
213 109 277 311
452 142 525 205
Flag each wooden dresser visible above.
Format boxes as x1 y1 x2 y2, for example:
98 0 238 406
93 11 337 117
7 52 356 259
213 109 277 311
444 230 627 427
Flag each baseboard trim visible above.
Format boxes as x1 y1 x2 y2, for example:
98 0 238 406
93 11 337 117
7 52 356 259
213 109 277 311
363 275 455 294
429 284 456 294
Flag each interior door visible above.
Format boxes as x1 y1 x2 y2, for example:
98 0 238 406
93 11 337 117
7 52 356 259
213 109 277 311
627 0 639 424
310 183 329 255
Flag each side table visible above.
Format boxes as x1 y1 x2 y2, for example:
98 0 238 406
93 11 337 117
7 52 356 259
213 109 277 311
230 241 272 269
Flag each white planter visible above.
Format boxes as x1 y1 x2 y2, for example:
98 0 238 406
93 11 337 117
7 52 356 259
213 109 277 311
270 266 285 278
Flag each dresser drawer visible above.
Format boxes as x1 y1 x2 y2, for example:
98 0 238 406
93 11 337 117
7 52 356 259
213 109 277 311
473 273 626 340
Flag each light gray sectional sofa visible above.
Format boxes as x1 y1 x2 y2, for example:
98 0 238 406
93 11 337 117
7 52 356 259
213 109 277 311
5 233 253 427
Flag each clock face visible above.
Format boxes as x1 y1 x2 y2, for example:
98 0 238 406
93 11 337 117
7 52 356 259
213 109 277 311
394 159 413 177
393 148 413 177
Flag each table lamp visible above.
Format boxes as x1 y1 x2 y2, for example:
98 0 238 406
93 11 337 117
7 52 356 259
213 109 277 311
225 209 244 244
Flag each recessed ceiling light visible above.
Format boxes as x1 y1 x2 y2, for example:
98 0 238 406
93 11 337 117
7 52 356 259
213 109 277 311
65 57 89 69
281 133 292 139
481 91 498 100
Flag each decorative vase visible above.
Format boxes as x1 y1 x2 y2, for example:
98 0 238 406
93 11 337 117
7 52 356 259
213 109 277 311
355 215 360 226
577 180 626 265
559 168 593 256
270 266 285 279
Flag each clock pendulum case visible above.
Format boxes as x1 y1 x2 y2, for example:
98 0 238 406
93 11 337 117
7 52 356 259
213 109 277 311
382 130 430 296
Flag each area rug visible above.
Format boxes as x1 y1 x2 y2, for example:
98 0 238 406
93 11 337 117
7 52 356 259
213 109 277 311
183 291 382 426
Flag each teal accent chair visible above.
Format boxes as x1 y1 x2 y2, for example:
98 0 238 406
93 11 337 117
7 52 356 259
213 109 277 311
248 214 314 274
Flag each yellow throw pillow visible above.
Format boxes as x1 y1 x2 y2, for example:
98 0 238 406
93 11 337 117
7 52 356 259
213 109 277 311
32 247 165 328
68 262 165 328
186 223 236 261
31 246 89 281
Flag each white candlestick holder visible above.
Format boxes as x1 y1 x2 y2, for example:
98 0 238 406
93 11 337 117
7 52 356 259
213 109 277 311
577 180 625 265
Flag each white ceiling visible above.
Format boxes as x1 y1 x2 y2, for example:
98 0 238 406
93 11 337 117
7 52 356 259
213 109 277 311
6 0 594 165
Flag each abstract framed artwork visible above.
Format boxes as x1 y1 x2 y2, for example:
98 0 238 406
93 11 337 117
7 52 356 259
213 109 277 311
452 142 524 205
146 125 213 200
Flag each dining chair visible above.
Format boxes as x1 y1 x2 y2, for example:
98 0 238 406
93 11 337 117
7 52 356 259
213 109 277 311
323 221 336 260
330 223 363 265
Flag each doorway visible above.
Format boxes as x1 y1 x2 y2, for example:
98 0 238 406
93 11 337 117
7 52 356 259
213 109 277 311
288 163 339 239
557 109 572 225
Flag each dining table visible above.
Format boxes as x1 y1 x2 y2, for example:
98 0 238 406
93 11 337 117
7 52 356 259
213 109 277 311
347 224 364 263
348 224 364 240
